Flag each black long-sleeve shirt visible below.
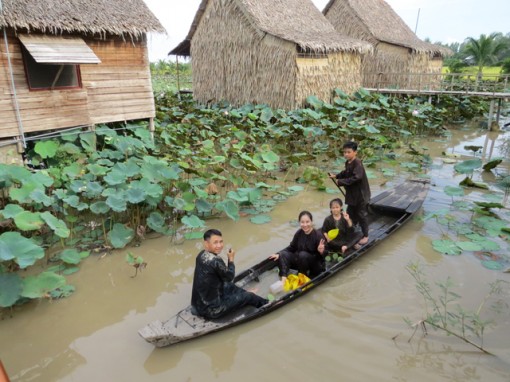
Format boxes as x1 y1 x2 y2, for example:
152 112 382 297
191 250 234 316
321 214 354 248
278 229 323 257
335 158 371 206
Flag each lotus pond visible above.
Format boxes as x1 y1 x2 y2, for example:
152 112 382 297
0 91 510 381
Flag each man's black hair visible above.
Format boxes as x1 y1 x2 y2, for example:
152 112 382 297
204 229 222 241
343 141 358 151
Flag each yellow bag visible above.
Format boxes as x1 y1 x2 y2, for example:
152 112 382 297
327 228 339 240
283 273 312 292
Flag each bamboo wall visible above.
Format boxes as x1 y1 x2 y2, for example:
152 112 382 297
0 31 155 140
191 0 297 109
295 52 362 106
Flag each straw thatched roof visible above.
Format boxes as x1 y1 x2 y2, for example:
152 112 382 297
170 0 372 56
323 0 450 56
0 0 165 38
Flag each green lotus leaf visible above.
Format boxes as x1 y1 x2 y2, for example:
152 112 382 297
90 201 110 215
474 216 507 236
1 204 24 219
63 195 89 211
0 232 45 268
181 214 205 229
14 211 44 231
21 272 66 299
34 140 59 159
444 186 465 197
62 163 82 180
104 170 127 186
454 159 482 174
106 194 127 212
196 199 213 214
79 132 97 152
49 284 76 298
432 239 462 255
0 273 23 307
261 151 279 163
29 189 53 206
40 212 70 238
70 180 87 193
260 107 274 123
474 201 504 210
60 142 81 155
287 185 304 193
147 212 169 234
1 164 32 184
126 186 146 204
250 215 272 225
9 182 39 203
86 164 109 176
456 241 484 252
184 231 205 240
216 199 240 221
113 161 141 178
31 172 54 188
62 267 80 276
482 158 503 172
58 249 82 264
108 223 134 248
481 260 504 271
84 182 104 198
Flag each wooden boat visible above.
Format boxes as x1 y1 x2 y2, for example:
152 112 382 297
139 179 430 347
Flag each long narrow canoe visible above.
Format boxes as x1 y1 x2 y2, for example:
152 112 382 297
139 179 430 347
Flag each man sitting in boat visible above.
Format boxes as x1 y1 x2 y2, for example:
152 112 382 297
191 229 268 319
269 211 326 281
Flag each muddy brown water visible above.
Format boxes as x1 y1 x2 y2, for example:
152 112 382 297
1 125 510 381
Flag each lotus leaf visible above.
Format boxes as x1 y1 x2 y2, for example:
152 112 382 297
84 182 104 198
261 151 279 164
451 201 471 211
432 239 462 255
474 201 504 210
481 260 504 271
181 215 205 229
216 200 240 221
63 195 89 211
108 223 135 248
34 140 59 159
250 215 273 224
0 232 44 268
444 186 465 197
87 164 109 176
147 212 168 234
9 182 39 203
29 189 53 206
14 211 44 231
456 241 484 252
195 199 213 214
106 194 127 213
49 284 76 298
1 164 31 184
0 273 22 307
62 267 80 276
184 231 204 240
90 201 110 215
1 204 24 218
60 142 81 154
40 212 70 238
474 216 507 236
59 249 83 264
126 186 146 204
483 158 503 172
31 172 54 188
62 163 82 180
260 107 274 123
21 272 66 299
104 170 127 185
79 132 96 152
113 161 141 177
454 159 482 174
459 177 489 189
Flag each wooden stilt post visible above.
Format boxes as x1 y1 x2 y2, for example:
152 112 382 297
496 98 502 126
487 99 495 130
149 117 155 142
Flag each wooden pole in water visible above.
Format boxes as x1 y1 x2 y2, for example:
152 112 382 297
487 99 495 130
496 98 502 126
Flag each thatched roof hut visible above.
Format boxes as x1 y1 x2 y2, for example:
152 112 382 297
170 0 372 110
0 0 165 37
0 0 165 161
323 0 451 88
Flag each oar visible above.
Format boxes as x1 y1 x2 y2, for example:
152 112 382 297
328 173 346 198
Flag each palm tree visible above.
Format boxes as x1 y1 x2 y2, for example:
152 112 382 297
463 33 508 78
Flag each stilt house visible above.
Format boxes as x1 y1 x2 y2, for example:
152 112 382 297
323 0 450 88
0 0 165 158
170 0 372 110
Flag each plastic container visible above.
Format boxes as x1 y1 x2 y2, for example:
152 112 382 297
270 280 284 294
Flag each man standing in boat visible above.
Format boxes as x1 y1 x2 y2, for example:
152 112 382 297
329 141 371 249
191 229 268 319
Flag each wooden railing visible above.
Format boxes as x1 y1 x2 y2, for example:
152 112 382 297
365 72 510 96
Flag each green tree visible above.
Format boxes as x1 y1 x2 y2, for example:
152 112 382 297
463 33 508 77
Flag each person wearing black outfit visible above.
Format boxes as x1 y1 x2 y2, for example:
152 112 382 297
191 229 268 319
328 141 371 249
321 198 354 254
269 211 326 280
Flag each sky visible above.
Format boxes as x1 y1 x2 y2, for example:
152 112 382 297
143 0 510 62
